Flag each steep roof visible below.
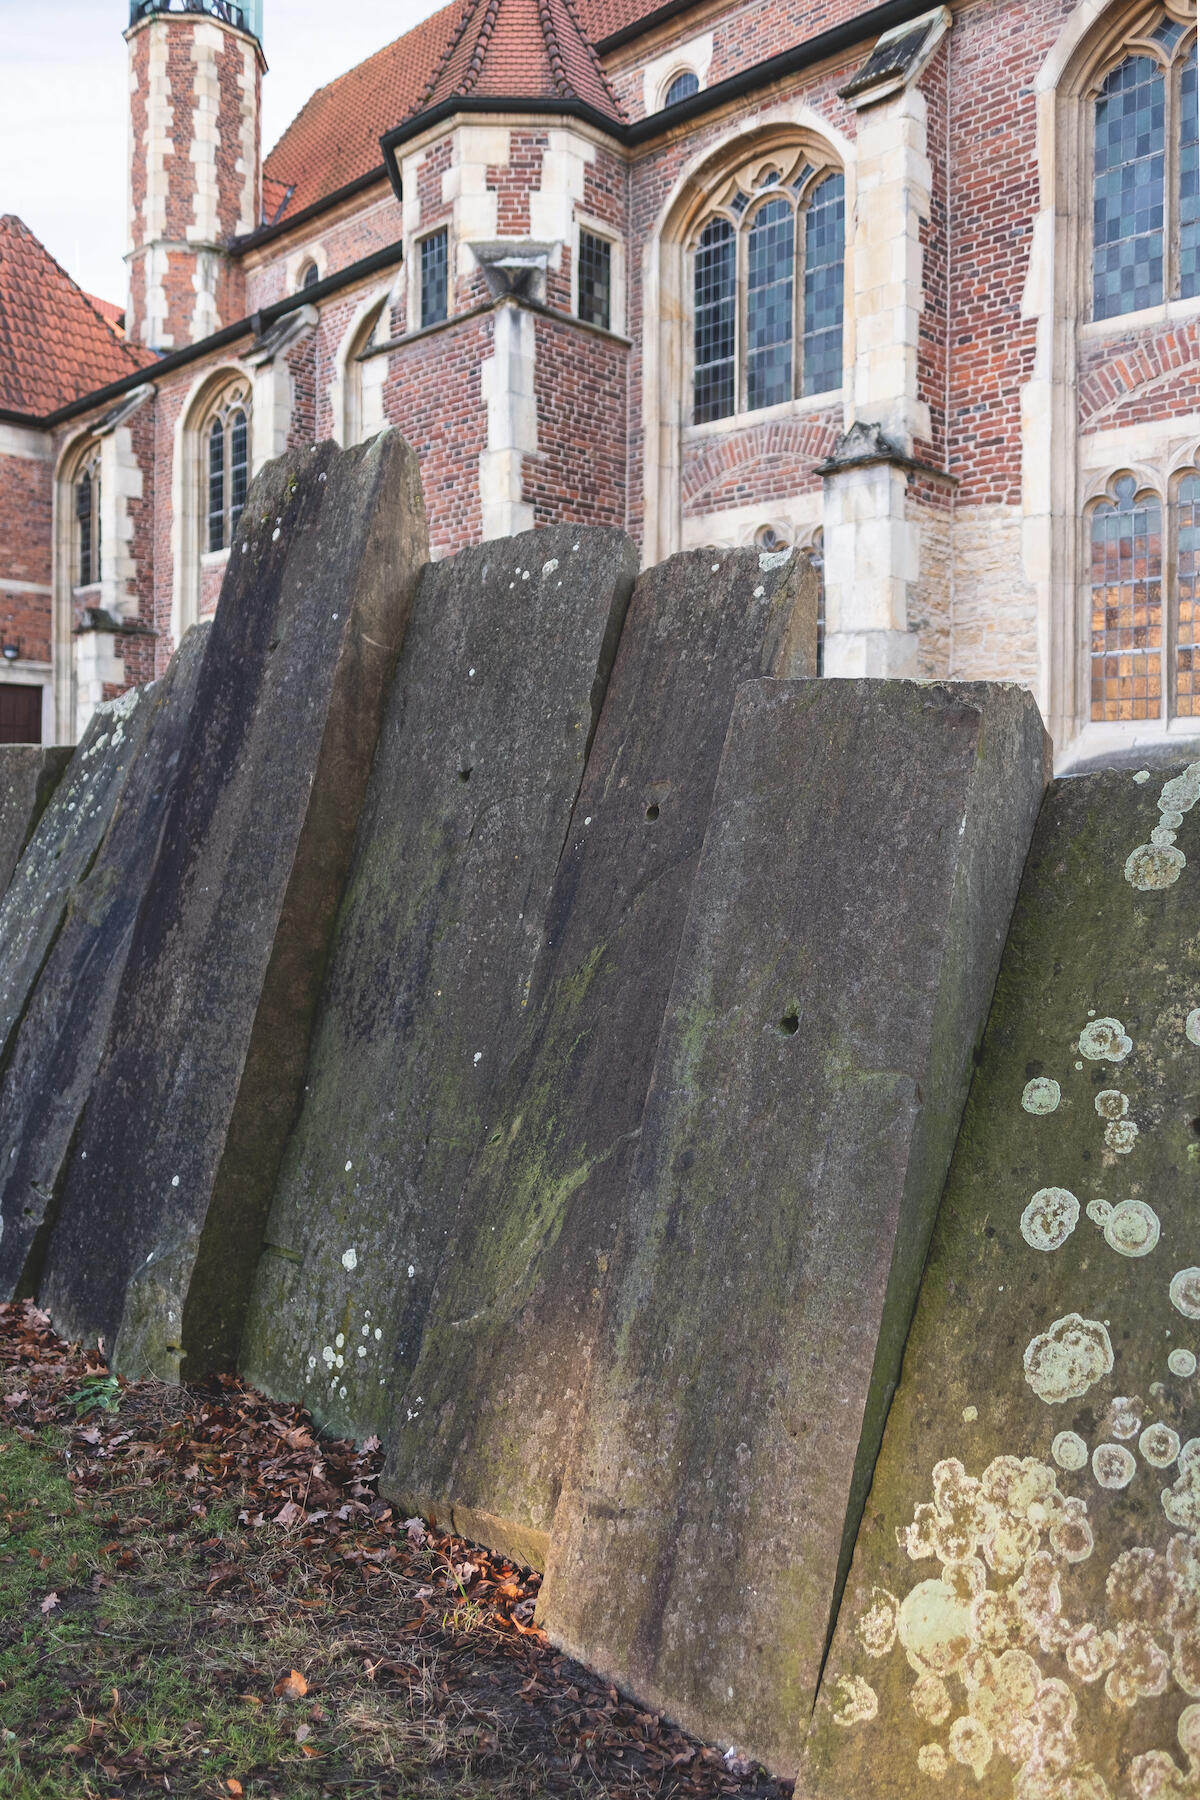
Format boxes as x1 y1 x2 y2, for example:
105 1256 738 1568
0 217 151 416
262 0 636 226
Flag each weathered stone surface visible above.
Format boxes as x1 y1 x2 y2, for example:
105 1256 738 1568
238 526 637 1443
0 688 158 1071
540 678 1049 1774
383 546 818 1570
37 433 427 1375
0 628 208 1300
0 746 72 897
804 763 1200 1800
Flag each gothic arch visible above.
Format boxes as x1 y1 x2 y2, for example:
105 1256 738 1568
641 103 855 565
171 363 251 646
332 284 393 448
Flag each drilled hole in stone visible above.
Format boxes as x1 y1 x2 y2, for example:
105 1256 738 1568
645 804 660 821
778 1013 799 1036
458 768 472 783
1191 1118 1200 1137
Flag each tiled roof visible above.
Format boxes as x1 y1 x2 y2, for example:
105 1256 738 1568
261 0 643 225
86 294 126 335
0 217 152 417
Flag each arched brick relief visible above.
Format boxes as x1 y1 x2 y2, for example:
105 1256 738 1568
1079 320 1200 429
681 416 842 515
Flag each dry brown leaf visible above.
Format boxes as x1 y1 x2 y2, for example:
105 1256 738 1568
39 1592 58 1613
273 1669 308 1700
225 1782 244 1797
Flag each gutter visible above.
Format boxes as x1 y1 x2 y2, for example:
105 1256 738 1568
0 239 406 432
381 0 945 189
234 162 391 254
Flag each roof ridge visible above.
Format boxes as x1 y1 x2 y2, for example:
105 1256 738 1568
413 0 487 111
537 0 576 97
552 0 626 114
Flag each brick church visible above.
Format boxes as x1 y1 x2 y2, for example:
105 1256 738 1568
0 0 1194 764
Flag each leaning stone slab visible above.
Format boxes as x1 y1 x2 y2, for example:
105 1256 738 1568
0 745 72 898
540 678 1049 1775
0 628 208 1301
238 525 637 1443
0 688 157 1072
804 762 1200 1799
382 546 818 1571
37 432 427 1375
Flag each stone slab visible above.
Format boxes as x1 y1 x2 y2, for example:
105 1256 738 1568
0 688 158 1074
238 525 638 1444
37 432 427 1375
0 746 73 898
0 628 208 1301
382 545 819 1570
540 678 1049 1774
804 761 1200 1800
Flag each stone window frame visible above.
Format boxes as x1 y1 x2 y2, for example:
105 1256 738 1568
172 363 253 646
335 283 393 447
684 145 846 430
641 108 855 569
200 379 253 555
572 211 626 338
416 225 451 329
71 444 103 594
1084 0 1198 325
1082 444 1200 727
661 68 701 108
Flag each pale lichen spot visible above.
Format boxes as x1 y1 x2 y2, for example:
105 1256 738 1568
1187 1008 1200 1046
322 1346 335 1365
341 1248 358 1272
752 584 765 598
1024 1314 1114 1404
1105 1118 1139 1154
856 1588 899 1657
1105 1396 1143 1440
1169 1348 1197 1378
912 1675 952 1726
1134 769 1152 783
1170 1269 1200 1319
1139 1423 1180 1468
827 1673 878 1727
1095 1090 1129 1119
1020 1188 1080 1252
1126 842 1187 889
335 1333 345 1349
1093 1443 1137 1489
541 559 559 577
1087 1198 1113 1226
898 1578 973 1676
357 1345 367 1358
1052 1431 1088 1472
1079 1017 1133 1062
948 1714 992 1780
1161 1440 1200 1529
345 1161 353 1173
758 548 792 570
1151 826 1179 847
1022 1077 1061 1114
1103 1199 1159 1257
962 1405 978 1423
917 1743 949 1778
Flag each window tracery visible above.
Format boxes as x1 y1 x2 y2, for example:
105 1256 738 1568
202 383 251 553
690 148 845 424
1091 6 1198 319
1088 459 1200 721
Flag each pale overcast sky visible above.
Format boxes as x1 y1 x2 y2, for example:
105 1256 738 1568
1 0 447 307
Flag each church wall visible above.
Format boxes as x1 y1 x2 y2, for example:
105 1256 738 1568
243 189 404 313
526 314 628 530
0 429 53 681
381 314 491 559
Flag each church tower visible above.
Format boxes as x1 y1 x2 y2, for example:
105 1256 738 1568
124 0 264 352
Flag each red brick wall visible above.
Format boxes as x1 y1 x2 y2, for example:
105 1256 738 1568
1079 318 1200 434
0 447 52 666
286 335 318 448
681 413 840 517
916 39 949 471
243 190 403 313
527 314 627 528
382 313 491 558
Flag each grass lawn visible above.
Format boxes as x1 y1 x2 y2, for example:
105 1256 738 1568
0 1305 789 1800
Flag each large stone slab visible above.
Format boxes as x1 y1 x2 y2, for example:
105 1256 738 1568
0 745 73 897
37 432 427 1375
238 526 638 1443
804 762 1200 1799
540 678 1049 1774
0 688 158 1071
382 546 818 1570
0 628 208 1301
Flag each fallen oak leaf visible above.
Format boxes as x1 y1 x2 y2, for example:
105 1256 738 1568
39 1591 59 1613
273 1669 308 1700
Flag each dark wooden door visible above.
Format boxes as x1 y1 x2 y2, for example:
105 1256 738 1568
0 686 42 744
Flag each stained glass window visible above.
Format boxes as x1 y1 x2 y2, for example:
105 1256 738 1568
1182 47 1199 300
1178 476 1200 716
1093 56 1165 319
1090 477 1163 720
207 418 226 553
665 71 699 105
693 218 736 423
746 199 794 411
691 160 844 424
75 472 95 587
420 228 448 329
803 172 845 396
229 409 249 541
578 230 612 331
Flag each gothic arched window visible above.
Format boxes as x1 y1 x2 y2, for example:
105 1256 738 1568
1092 15 1198 319
203 385 251 552
1089 463 1200 720
73 449 101 588
691 151 845 424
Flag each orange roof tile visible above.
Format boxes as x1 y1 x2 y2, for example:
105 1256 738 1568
0 217 152 417
260 0 643 226
86 293 126 335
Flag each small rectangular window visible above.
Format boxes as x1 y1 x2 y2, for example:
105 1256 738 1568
420 229 449 328
578 231 612 331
